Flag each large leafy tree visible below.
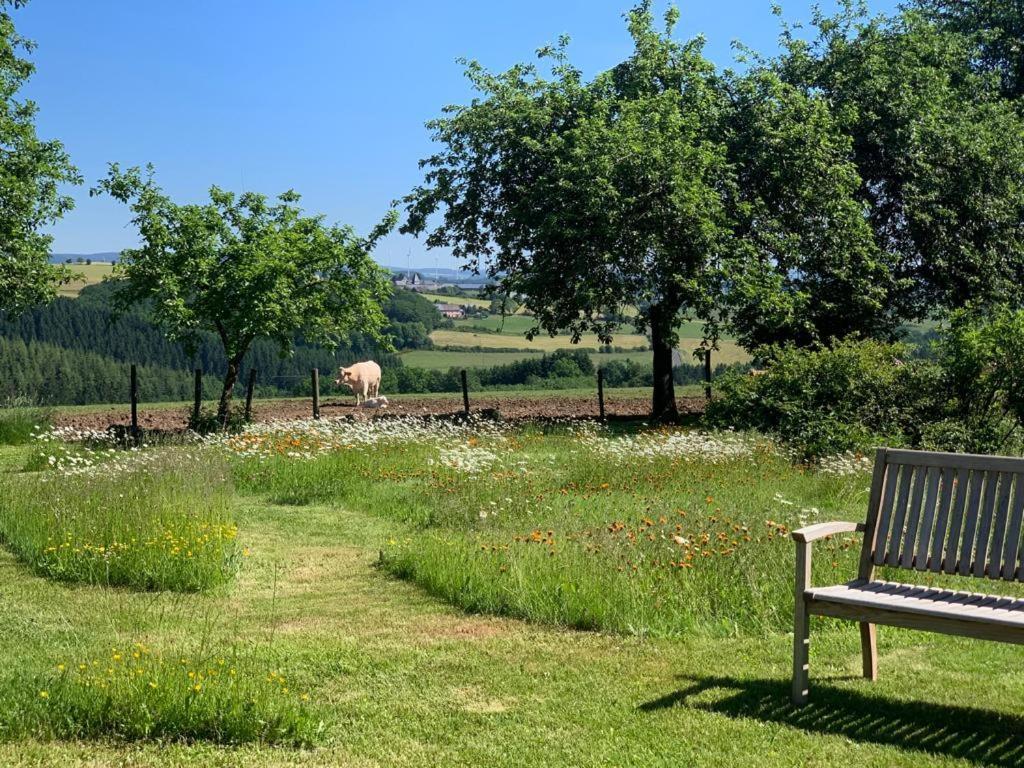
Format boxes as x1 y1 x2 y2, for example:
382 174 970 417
776 3 1024 318
404 4 735 421
94 165 394 421
722 68 898 350
403 2 905 416
0 0 80 315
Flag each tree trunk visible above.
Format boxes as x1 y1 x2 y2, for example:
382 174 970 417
218 355 244 427
650 306 679 423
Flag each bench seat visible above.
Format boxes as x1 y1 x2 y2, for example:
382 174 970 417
807 579 1024 630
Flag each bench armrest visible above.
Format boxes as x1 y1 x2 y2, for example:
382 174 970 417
791 521 865 543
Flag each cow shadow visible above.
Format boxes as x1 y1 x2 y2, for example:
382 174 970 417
639 675 1024 767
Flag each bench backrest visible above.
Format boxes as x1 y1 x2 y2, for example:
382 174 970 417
861 448 1024 581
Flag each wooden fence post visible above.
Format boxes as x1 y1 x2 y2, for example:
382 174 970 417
244 368 257 422
192 368 202 425
460 369 470 415
704 349 713 400
597 367 606 422
130 363 139 444
312 368 320 420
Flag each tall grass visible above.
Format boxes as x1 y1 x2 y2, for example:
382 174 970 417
0 452 240 591
1 640 318 745
0 397 51 445
228 420 872 636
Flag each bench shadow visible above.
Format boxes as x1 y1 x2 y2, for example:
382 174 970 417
639 675 1024 767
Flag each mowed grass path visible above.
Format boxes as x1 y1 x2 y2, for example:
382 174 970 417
2 443 1024 765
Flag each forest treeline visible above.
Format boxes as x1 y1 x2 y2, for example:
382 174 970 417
1 282 719 405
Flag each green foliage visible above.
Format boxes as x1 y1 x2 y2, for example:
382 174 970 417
384 289 442 329
914 0 1024 99
723 69 898 349
0 1 81 315
930 307 1024 451
708 312 1024 459
188 405 248 435
777 3 1024 318
0 453 239 591
706 340 941 460
92 165 395 418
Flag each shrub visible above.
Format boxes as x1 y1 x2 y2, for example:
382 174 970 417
0 452 240 591
707 312 1024 459
705 339 941 460
188 405 248 435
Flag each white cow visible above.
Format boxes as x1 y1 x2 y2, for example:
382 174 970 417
335 360 382 405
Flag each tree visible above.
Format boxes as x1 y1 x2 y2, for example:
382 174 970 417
94 165 395 421
0 0 80 316
775 3 1024 319
721 68 899 350
404 4 734 421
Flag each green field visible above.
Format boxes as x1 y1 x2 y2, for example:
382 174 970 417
431 329 751 364
57 262 115 297
1 421 1020 766
419 292 496 309
399 348 656 370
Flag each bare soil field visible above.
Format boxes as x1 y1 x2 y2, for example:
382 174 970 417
52 393 707 432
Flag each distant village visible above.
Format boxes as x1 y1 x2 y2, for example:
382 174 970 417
390 270 487 320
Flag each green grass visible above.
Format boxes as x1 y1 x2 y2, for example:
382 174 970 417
0 403 51 445
400 348 658 370
3 424 1024 764
0 451 239 592
419 292 496 309
232 424 864 636
5 640 316 745
433 327 751 363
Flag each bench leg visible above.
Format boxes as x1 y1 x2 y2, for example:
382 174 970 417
860 622 877 681
792 597 810 705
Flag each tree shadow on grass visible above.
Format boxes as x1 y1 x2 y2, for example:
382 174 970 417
640 675 1024 767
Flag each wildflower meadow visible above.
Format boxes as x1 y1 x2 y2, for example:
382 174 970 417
2 414 1022 766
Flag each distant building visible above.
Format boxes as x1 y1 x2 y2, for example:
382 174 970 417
434 302 466 319
392 271 447 293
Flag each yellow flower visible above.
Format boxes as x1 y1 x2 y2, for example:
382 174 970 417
38 690 49 699
192 684 202 692
56 664 65 672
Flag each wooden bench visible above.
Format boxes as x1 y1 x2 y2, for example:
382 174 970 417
792 447 1024 704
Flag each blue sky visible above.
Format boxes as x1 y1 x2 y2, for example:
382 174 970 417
21 0 898 269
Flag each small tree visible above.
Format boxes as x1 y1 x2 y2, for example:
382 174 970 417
0 0 80 316
94 165 395 421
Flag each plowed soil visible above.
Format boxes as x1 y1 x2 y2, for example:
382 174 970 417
53 393 706 432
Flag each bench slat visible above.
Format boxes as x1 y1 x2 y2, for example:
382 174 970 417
972 471 1001 577
928 466 956 571
914 466 942 570
899 466 929 568
958 470 987 576
885 449 1024 473
942 468 971 573
987 472 1016 578
872 463 901 567
1006 477 1024 580
884 465 916 566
